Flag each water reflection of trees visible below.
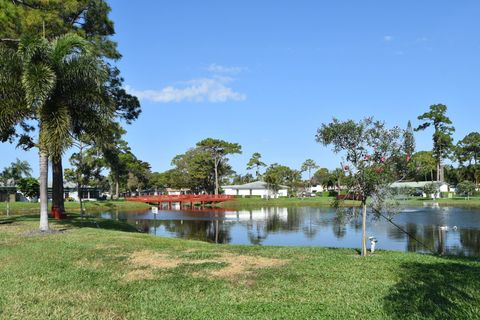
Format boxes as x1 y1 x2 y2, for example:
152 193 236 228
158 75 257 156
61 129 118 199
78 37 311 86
460 229 480 256
386 223 480 256
131 219 232 244
247 222 268 245
265 207 302 232
112 208 480 257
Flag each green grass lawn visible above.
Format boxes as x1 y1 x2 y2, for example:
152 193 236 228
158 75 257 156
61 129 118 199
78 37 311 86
3 197 480 216
221 196 360 208
0 200 150 215
1 215 479 319
223 196 480 209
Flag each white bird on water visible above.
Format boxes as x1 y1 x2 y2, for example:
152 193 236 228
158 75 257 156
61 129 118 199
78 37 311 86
439 226 458 231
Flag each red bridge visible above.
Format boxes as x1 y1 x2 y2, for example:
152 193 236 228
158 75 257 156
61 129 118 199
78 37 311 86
126 194 235 209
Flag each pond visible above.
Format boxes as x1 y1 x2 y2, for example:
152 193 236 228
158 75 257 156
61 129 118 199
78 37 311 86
97 206 480 257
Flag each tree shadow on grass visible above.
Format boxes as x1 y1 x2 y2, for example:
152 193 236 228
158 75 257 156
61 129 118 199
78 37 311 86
383 257 480 319
59 215 139 233
0 214 139 233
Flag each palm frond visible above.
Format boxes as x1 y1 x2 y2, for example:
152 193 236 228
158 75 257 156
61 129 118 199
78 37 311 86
21 62 56 109
39 103 72 158
51 33 91 65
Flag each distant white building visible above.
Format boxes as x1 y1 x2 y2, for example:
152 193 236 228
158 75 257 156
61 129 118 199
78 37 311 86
48 181 101 202
308 185 326 194
390 181 450 198
223 181 288 199
165 188 191 196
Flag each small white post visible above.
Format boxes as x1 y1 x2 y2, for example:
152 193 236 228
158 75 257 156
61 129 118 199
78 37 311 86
369 236 378 254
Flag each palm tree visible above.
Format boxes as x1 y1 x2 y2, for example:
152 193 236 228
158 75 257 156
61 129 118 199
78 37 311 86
0 34 111 230
0 158 32 186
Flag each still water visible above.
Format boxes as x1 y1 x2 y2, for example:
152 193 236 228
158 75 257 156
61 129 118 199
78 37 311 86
98 206 480 256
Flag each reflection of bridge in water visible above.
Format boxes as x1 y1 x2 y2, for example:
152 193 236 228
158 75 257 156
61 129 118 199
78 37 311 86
126 195 235 210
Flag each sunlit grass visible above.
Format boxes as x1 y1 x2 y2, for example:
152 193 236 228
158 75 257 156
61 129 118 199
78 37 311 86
223 196 480 209
1 215 479 319
0 200 150 215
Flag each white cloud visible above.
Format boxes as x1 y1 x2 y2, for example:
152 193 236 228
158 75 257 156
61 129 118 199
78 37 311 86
126 77 246 103
205 63 246 75
384 35 393 42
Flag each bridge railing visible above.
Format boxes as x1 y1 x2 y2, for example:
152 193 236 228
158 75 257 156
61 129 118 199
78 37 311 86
125 194 235 203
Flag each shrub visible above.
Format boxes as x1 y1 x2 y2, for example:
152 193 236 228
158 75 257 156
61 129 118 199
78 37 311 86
440 192 453 199
316 191 338 197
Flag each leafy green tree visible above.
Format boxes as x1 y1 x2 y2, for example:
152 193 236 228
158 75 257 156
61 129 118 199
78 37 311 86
263 163 300 196
456 181 476 200
317 117 407 257
0 0 120 59
0 159 32 202
263 167 282 198
149 172 168 193
95 123 131 199
301 159 319 187
17 177 40 200
330 168 346 191
444 165 461 186
311 168 331 189
409 151 436 181
126 158 151 194
416 104 455 182
422 183 439 199
171 147 235 193
231 173 254 185
0 158 32 186
65 138 109 213
456 132 480 186
197 138 242 195
246 152 266 180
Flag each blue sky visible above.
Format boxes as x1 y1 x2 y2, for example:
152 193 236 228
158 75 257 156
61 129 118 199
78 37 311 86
1 1 480 177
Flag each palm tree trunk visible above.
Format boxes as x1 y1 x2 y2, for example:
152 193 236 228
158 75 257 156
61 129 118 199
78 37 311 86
39 150 49 231
78 181 84 217
52 157 65 214
361 202 368 257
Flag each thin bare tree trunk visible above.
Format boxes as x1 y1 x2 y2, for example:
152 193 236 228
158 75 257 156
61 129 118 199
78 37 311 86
361 202 367 257
39 150 49 231
115 179 119 199
214 159 219 195
78 181 84 217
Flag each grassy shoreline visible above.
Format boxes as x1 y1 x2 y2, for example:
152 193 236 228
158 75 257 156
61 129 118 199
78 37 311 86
221 196 480 209
2 196 480 216
0 200 150 215
1 215 479 319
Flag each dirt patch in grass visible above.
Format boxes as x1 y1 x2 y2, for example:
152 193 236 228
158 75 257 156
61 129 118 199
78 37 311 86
129 250 181 269
124 268 157 282
124 250 287 282
75 258 104 269
209 253 286 279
